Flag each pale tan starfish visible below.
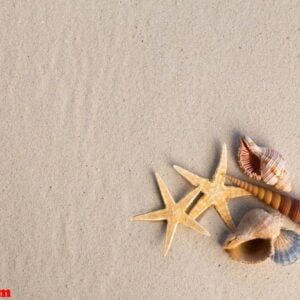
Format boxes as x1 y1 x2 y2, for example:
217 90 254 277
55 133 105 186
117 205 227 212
174 144 250 231
131 173 210 256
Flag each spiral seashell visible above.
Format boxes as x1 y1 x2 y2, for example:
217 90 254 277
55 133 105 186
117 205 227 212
224 209 300 265
238 136 292 192
226 175 300 224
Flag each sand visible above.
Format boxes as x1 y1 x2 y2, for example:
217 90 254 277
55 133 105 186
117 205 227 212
1 1 300 299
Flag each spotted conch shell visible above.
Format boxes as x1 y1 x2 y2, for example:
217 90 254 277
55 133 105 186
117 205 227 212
224 209 300 265
238 136 291 192
226 175 300 224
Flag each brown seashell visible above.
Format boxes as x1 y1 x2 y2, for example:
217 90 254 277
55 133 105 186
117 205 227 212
238 136 292 192
226 175 300 224
224 209 300 265
223 209 281 264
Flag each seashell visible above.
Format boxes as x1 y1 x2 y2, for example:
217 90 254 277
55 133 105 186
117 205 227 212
238 136 291 192
226 175 300 224
223 209 281 264
271 229 300 265
224 209 300 265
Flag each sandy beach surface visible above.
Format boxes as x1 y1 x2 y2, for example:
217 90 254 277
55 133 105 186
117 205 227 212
1 1 300 299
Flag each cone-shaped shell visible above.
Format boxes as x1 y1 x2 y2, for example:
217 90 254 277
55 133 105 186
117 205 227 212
238 136 292 192
224 209 281 264
226 175 300 224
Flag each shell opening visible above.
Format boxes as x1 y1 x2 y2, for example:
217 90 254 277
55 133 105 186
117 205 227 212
239 138 261 178
226 238 272 264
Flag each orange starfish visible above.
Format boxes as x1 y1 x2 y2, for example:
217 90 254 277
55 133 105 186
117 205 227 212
131 173 210 256
174 144 250 231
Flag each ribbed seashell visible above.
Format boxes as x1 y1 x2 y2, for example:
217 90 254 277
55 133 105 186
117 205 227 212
224 209 300 265
238 136 291 192
226 175 300 224
272 230 300 265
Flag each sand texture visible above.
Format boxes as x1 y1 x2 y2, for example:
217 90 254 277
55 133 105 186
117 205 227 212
1 1 300 299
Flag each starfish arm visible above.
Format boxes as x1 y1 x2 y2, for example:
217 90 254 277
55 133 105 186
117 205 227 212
173 165 210 191
155 173 175 208
183 216 210 236
189 194 213 220
163 219 178 256
224 187 251 198
214 199 236 231
212 144 228 184
178 186 202 210
131 209 168 222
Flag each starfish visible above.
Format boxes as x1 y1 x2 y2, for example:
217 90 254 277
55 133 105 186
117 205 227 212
174 144 250 231
131 173 210 256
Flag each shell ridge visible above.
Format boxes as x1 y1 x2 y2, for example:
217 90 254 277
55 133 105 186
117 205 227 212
271 229 300 265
